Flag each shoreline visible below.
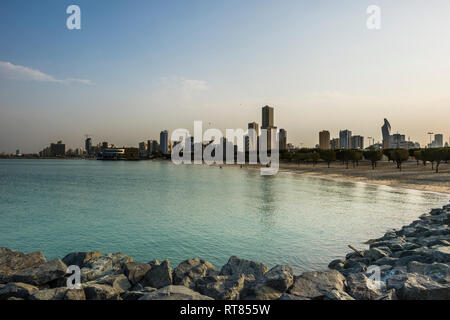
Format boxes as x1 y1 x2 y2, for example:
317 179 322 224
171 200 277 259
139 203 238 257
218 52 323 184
1 203 449 300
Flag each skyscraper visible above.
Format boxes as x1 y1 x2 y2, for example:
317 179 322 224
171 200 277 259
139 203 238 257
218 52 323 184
330 138 340 150
262 106 274 128
261 106 276 150
319 131 331 150
339 130 352 149
381 118 391 149
85 137 92 156
246 122 259 153
160 130 169 155
434 134 444 148
351 135 364 150
279 129 287 151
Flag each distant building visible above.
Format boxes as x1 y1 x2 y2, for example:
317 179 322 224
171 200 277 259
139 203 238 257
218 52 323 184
434 134 444 148
390 134 406 148
330 138 340 150
261 106 277 150
147 140 159 155
139 142 148 158
339 130 352 149
85 138 93 156
160 130 169 155
50 141 66 157
319 131 330 150
262 106 274 128
279 129 287 151
351 135 364 150
381 118 392 149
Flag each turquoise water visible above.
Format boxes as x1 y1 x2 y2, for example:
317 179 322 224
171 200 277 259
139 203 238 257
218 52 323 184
0 159 448 273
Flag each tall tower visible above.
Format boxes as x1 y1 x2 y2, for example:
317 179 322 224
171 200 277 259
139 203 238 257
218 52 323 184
160 130 169 155
319 131 331 150
381 118 391 149
261 106 276 150
339 130 352 149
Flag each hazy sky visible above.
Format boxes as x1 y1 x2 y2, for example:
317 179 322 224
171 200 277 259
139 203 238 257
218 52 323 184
1 0 450 153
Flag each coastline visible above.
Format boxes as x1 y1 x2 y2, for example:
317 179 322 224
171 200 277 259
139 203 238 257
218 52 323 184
1 203 449 300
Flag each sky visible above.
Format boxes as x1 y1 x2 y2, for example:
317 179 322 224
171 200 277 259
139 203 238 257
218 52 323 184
1 0 450 153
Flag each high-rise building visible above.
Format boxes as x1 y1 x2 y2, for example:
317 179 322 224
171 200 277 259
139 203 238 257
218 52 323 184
319 131 330 150
339 130 352 149
434 134 444 148
50 141 66 157
330 138 340 150
390 134 406 148
351 135 364 150
139 142 148 158
279 129 287 151
261 106 276 150
381 118 391 149
85 138 92 156
262 106 274 128
246 122 259 153
160 130 169 155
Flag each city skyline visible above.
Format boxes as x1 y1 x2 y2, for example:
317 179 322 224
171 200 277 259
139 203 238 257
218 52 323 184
1 1 450 153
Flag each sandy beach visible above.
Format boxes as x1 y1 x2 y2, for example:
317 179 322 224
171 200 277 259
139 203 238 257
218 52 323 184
236 160 450 195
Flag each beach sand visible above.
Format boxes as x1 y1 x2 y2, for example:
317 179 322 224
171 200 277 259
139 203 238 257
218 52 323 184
234 160 450 195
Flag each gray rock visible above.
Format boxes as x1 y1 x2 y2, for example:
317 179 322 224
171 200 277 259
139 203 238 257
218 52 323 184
83 284 121 300
424 263 450 283
121 291 149 300
172 258 216 288
396 255 434 267
278 293 310 300
80 253 133 282
64 289 86 300
141 259 172 289
29 287 68 300
365 248 388 262
407 261 427 274
433 246 450 263
0 282 39 300
195 274 245 300
138 285 214 300
288 270 346 299
0 248 46 282
376 289 398 300
328 259 345 271
62 251 102 267
346 273 383 300
262 265 294 292
324 289 355 300
10 259 67 286
396 273 450 300
220 256 268 278
373 257 398 267
123 262 151 285
93 273 132 292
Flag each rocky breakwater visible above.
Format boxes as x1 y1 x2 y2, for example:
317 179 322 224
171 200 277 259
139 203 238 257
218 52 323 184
1 204 450 300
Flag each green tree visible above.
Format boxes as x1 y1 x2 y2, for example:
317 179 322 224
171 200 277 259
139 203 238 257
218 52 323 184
320 149 336 168
363 149 383 170
336 149 352 169
429 148 447 173
422 149 435 170
350 150 363 168
390 149 410 171
413 150 423 166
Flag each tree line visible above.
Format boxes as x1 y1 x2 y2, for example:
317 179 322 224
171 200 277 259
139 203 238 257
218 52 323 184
280 147 450 172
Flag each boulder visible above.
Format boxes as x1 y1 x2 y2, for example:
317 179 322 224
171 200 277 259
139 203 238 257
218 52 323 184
376 289 398 300
139 285 214 300
0 248 46 282
288 270 346 299
10 259 67 286
373 257 398 267
262 265 294 292
62 251 102 267
397 273 450 300
29 287 68 300
124 262 151 285
195 274 245 300
93 273 132 292
278 293 310 300
64 289 86 300
172 258 216 288
220 256 268 278
81 256 113 282
365 248 388 262
346 273 383 300
433 246 450 263
141 259 172 289
0 282 39 300
324 289 355 300
328 259 344 271
424 263 450 283
83 284 121 300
